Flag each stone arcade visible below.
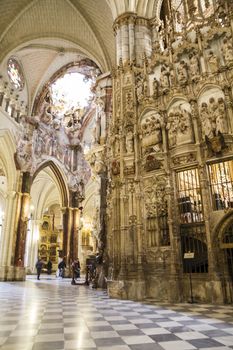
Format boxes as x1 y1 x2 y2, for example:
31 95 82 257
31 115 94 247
0 0 233 304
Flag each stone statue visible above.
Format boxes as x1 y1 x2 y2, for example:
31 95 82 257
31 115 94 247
66 120 81 146
125 129 134 153
176 106 193 145
160 64 170 92
153 78 159 98
208 50 219 73
208 97 218 132
16 133 33 171
200 102 213 139
216 97 228 134
222 37 233 65
189 53 200 81
176 60 188 84
166 112 177 147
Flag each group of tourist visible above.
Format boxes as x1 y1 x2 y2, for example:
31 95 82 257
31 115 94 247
35 257 81 280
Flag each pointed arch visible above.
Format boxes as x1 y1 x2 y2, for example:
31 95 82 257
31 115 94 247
32 160 69 207
0 129 18 191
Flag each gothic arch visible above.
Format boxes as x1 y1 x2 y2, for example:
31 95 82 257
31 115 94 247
197 83 224 100
212 211 233 248
0 129 18 191
167 95 189 110
32 160 69 208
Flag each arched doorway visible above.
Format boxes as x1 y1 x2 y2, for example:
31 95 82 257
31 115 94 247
25 163 68 274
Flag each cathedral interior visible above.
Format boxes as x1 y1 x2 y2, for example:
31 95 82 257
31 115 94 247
1 0 233 313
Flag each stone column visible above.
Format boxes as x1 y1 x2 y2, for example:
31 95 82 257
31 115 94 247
0 190 18 280
114 13 152 67
61 207 70 262
69 190 80 262
14 172 31 280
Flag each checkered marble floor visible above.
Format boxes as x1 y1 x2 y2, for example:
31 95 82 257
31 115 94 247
1 276 233 349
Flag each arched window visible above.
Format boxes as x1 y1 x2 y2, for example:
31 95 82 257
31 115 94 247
7 57 24 90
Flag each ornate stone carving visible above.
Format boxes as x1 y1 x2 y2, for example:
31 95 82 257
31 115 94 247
16 132 33 172
160 64 170 93
199 97 228 140
172 153 197 166
144 154 162 171
205 132 226 156
111 160 120 175
167 104 193 148
141 112 162 151
188 52 200 82
125 128 134 154
221 35 233 66
153 78 159 98
176 60 188 85
207 49 220 73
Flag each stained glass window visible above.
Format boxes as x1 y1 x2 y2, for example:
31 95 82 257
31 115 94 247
7 58 24 90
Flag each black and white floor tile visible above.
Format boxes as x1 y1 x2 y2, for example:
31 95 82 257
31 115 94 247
0 275 233 349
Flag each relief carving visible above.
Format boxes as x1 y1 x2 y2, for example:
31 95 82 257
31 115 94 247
200 97 228 140
221 35 233 66
167 104 193 148
141 112 162 151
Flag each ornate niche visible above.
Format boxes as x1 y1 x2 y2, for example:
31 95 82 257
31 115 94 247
140 110 164 172
198 89 229 156
166 100 194 149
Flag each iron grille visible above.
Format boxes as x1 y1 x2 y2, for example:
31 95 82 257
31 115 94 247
177 168 203 224
208 160 233 211
147 216 156 247
158 212 170 246
181 223 208 273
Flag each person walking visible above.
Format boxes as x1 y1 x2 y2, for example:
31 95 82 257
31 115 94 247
71 258 81 284
58 257 66 278
47 259 52 274
35 258 43 280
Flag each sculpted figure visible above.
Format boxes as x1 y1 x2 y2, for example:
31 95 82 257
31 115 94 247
222 37 233 65
153 78 159 98
176 106 193 144
189 53 200 81
166 112 177 147
208 50 219 73
177 60 188 84
40 92 54 125
208 97 218 132
125 129 134 153
160 65 170 91
200 102 213 139
216 97 228 134
16 133 33 171
151 115 162 150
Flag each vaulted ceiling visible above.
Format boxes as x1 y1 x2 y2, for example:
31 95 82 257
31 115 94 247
0 0 159 111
